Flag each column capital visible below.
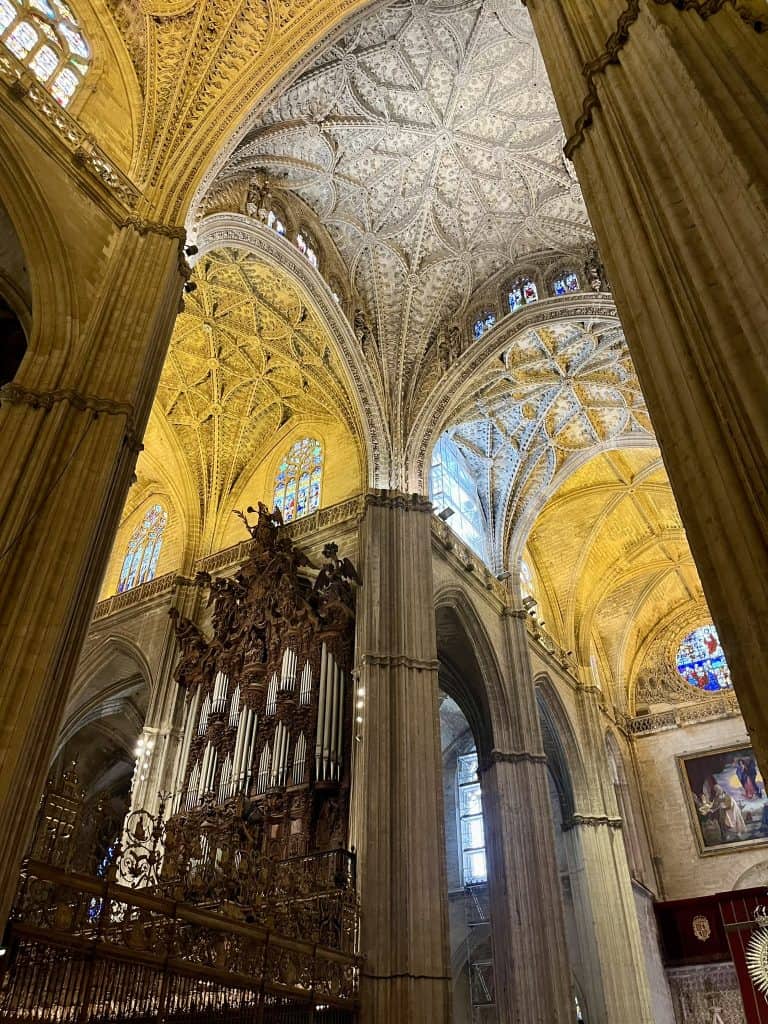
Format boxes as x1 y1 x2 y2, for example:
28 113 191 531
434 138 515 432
501 605 527 619
479 748 548 773
562 813 623 832
364 489 432 514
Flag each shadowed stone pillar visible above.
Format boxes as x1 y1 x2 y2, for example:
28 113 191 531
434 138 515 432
0 223 184 921
350 490 452 1024
480 608 573 1022
525 0 768 765
563 684 653 1023
127 584 198 817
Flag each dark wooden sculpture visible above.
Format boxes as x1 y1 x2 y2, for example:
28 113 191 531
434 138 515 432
169 503 359 860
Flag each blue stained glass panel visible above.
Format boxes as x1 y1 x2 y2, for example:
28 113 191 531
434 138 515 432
272 438 323 523
676 624 732 691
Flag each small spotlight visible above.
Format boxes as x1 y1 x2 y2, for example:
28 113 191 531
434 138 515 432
183 280 197 293
438 507 455 521
184 244 198 256
496 570 511 581
522 595 537 612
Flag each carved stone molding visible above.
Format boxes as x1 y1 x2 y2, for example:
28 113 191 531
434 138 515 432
479 749 548 773
0 50 140 210
561 0 764 159
363 490 432 514
562 813 623 832
0 381 136 426
359 654 439 672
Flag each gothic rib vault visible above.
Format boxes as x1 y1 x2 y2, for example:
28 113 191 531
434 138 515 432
113 0 719 714
203 0 594 446
138 248 363 551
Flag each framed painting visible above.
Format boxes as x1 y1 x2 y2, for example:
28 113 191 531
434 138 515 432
679 745 768 855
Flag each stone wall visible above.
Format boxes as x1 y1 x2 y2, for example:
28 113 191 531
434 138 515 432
633 717 768 899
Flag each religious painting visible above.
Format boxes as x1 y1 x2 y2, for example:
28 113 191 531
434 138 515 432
679 745 768 854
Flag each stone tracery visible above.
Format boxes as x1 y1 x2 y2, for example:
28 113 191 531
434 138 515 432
209 0 595 441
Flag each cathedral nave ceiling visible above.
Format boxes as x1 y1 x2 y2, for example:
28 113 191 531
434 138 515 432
140 248 361 547
442 317 653 565
205 0 594 439
525 448 708 708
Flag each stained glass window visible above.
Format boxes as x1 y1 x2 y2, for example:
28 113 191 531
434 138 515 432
266 210 286 236
0 0 90 106
430 434 487 561
676 624 732 691
473 311 496 340
296 231 319 270
554 271 579 296
457 753 487 884
509 278 539 313
117 504 167 593
273 438 323 523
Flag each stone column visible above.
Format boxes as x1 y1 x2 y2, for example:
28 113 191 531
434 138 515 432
479 607 574 1021
525 0 768 764
350 490 452 1024
127 584 198 817
0 223 184 921
563 684 654 1023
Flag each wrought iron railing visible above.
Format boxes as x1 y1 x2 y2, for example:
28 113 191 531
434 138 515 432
0 776 360 1021
1 860 358 1021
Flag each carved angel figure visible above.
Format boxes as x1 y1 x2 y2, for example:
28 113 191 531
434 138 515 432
314 542 362 593
168 608 210 685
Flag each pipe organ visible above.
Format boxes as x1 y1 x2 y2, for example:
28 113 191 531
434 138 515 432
169 504 359 858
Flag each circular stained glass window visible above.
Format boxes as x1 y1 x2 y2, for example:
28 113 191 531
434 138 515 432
676 624 731 691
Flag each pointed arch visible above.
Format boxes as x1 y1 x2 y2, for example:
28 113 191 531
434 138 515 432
192 213 391 487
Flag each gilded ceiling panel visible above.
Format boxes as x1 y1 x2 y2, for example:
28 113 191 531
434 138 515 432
526 449 707 704
153 247 358 537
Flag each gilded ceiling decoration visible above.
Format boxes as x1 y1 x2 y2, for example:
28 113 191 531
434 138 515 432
526 448 707 708
153 247 358 540
444 318 652 564
211 0 594 440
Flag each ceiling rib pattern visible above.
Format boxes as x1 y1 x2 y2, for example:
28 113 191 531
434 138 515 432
155 248 357 541
212 0 594 443
444 318 652 565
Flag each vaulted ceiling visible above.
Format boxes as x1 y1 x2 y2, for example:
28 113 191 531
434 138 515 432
142 247 360 544
445 317 652 565
525 448 709 707
208 0 594 443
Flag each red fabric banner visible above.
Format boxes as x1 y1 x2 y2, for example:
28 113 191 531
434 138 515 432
720 892 768 1024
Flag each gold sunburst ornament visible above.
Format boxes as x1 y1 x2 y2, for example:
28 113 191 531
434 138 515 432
746 905 768 999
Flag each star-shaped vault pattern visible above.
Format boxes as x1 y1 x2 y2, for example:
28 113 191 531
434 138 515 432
445 319 653 565
213 0 594 444
155 249 357 537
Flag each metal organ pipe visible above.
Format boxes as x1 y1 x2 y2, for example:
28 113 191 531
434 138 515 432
198 694 211 735
244 708 258 788
173 689 200 811
257 743 271 794
329 659 340 781
315 642 327 779
212 671 228 712
266 672 278 715
299 661 312 705
229 685 240 727
232 708 245 791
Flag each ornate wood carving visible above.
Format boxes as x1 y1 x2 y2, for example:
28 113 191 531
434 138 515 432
170 504 359 861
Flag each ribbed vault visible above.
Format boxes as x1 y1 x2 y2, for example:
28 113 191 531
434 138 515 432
526 447 709 708
206 0 594 446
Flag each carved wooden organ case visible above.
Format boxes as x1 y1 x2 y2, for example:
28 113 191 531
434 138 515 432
169 506 358 859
